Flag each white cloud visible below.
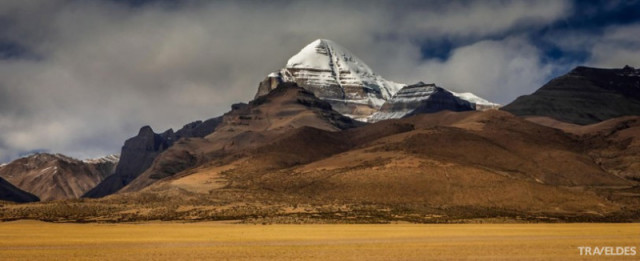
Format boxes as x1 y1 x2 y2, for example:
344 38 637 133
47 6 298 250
406 37 556 104
0 0 572 161
397 0 571 38
588 23 640 68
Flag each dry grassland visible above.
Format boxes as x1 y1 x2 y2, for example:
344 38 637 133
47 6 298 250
0 221 638 260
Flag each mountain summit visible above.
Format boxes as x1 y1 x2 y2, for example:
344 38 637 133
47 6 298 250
256 39 498 121
286 39 404 100
257 39 404 120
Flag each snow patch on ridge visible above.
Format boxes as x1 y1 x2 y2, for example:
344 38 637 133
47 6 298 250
83 154 120 164
450 91 500 107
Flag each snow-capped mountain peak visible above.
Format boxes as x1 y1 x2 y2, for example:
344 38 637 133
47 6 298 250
286 39 338 71
256 39 499 121
285 39 404 100
256 39 405 120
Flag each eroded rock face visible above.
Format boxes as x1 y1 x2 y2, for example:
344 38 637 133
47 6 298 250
83 117 222 198
502 66 640 125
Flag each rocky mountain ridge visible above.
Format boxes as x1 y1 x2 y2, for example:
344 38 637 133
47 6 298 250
83 117 222 198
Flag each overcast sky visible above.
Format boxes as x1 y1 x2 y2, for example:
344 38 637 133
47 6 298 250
1 0 639 162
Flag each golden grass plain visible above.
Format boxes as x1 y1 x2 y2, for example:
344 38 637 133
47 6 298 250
0 221 638 260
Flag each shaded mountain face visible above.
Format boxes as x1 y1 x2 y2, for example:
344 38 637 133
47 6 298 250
83 117 222 198
256 39 497 122
370 82 475 121
0 177 39 203
120 82 361 193
525 115 640 181
0 153 117 201
502 66 640 125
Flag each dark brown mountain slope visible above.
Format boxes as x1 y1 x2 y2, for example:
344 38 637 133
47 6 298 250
502 66 640 125
212 111 630 211
96 109 638 222
120 82 361 193
0 177 39 203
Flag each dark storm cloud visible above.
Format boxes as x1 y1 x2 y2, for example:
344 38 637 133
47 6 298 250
0 0 637 162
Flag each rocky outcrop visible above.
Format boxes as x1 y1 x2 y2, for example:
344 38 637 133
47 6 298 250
83 117 222 198
502 66 640 125
0 177 39 203
0 153 116 201
255 72 284 99
370 83 475 121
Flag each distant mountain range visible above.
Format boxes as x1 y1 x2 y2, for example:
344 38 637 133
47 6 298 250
1 39 639 223
0 153 117 201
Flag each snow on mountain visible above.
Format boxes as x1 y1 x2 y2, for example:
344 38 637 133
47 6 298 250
370 83 475 121
257 39 498 121
83 154 120 165
285 39 404 100
286 39 334 71
257 39 404 120
369 83 438 121
450 91 501 110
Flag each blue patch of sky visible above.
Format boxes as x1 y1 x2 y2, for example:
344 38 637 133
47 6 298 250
419 0 640 68
0 41 42 60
